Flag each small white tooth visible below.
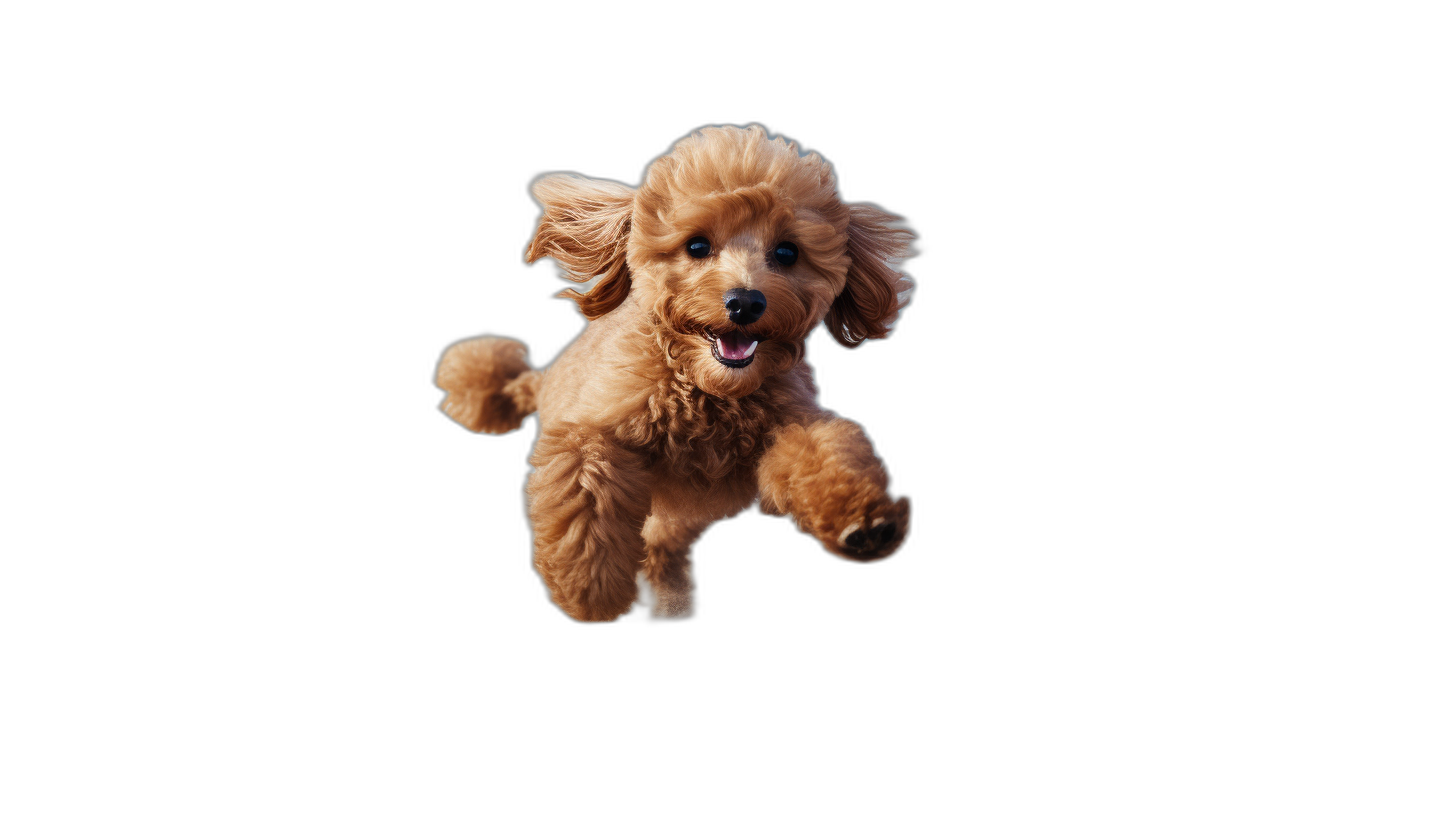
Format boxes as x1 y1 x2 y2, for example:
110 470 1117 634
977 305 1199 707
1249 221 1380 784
716 337 727 356
744 341 758 356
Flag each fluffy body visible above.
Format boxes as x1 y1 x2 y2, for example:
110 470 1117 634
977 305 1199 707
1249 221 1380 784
436 126 914 621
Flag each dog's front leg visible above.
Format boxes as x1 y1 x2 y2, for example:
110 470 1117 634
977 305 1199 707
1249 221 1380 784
526 428 651 621
757 416 910 560
641 515 706 618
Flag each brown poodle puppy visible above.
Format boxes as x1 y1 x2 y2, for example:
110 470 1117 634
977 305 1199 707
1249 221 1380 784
436 125 914 621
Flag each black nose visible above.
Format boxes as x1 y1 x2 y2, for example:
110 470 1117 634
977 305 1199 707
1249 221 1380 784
724 288 767 325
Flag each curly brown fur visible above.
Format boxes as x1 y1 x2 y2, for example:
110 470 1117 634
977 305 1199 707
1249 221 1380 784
435 337 540 433
641 514 706 617
527 429 652 622
758 417 911 560
436 125 914 621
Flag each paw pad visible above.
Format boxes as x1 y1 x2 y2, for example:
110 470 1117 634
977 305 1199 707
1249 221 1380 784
840 518 900 560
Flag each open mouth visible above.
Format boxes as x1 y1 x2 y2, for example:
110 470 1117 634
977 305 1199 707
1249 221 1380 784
705 328 759 368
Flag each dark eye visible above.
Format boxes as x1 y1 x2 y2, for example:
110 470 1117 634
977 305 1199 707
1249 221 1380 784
686 237 711 258
774 242 799 266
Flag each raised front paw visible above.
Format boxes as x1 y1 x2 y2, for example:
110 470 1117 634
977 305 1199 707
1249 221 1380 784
830 497 910 561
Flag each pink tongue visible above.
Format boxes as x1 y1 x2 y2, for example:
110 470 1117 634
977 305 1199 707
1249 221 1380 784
720 332 754 359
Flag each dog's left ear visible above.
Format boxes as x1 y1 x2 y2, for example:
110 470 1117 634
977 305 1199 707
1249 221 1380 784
825 203 916 347
525 173 635 319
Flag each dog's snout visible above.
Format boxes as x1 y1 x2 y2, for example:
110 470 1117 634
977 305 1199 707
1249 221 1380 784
724 288 767 325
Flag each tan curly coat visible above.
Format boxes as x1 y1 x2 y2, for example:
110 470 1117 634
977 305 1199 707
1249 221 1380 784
437 125 914 621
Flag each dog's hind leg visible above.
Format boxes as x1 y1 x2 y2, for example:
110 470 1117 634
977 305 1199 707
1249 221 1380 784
641 515 708 618
435 336 540 433
526 429 652 622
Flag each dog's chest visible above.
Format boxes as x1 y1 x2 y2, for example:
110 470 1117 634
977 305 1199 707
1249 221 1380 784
617 382 780 487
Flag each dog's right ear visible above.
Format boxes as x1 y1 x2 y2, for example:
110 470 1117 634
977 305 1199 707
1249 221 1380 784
525 174 635 319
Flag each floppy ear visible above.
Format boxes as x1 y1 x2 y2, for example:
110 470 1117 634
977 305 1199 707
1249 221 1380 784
825 203 916 347
525 174 635 319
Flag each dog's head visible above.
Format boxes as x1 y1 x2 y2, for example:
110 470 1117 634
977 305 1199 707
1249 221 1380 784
526 125 913 398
